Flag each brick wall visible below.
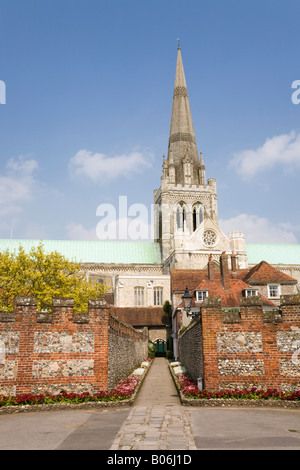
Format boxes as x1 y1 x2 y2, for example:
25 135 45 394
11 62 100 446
107 315 148 390
178 319 203 384
179 295 300 392
0 297 148 396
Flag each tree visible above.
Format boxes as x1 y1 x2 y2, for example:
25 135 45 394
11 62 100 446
0 243 108 313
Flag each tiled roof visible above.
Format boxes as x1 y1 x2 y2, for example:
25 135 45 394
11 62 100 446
243 260 297 284
170 261 283 308
0 239 162 265
110 307 166 327
170 269 207 292
193 278 275 308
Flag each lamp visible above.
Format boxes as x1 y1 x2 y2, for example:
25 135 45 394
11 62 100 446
182 286 192 313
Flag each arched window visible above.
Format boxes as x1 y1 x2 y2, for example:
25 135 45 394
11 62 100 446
192 204 204 232
175 202 187 231
176 207 181 229
182 207 186 231
193 208 197 232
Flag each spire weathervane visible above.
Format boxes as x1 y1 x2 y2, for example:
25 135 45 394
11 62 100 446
177 38 181 50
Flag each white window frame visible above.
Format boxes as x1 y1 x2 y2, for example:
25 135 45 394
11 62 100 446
195 290 209 302
244 289 258 297
153 287 163 306
134 286 145 306
267 284 281 299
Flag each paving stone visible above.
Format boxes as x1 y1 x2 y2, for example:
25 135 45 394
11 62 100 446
110 357 197 450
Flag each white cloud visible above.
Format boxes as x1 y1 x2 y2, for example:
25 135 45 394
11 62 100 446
220 213 298 244
69 149 152 183
0 155 38 216
66 222 98 241
229 131 300 179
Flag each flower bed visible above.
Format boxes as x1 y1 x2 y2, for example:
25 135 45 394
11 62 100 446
169 362 300 406
0 359 152 410
177 373 300 401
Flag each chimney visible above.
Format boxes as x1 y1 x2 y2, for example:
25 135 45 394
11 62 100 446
208 254 215 281
231 252 238 273
220 253 230 290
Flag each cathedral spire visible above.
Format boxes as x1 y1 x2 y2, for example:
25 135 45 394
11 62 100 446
167 45 200 185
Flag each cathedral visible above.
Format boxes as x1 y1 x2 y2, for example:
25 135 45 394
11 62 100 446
153 45 247 273
1 46 300 333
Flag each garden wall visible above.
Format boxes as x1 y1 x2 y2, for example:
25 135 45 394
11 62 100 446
178 295 300 392
0 296 148 396
178 320 203 386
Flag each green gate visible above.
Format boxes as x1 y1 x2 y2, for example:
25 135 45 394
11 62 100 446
154 339 167 357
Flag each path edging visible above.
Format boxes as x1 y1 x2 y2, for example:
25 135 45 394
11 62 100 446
168 362 300 409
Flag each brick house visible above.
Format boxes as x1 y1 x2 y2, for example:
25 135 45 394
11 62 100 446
171 253 298 360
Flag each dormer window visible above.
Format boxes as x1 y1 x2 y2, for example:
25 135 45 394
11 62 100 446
243 289 258 297
195 290 209 302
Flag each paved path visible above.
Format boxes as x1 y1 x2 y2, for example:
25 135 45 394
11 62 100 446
0 357 300 450
110 357 197 450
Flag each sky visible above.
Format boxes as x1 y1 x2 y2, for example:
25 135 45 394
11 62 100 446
0 0 300 244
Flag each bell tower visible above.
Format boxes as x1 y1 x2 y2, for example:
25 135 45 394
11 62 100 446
154 45 237 272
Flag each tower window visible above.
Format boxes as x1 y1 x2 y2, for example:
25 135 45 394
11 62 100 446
176 207 181 229
193 208 197 232
193 204 204 232
176 203 187 230
182 207 186 231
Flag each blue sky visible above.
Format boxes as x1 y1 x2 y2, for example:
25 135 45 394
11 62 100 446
0 0 300 244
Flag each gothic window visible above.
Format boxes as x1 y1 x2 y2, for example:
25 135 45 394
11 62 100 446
176 207 181 229
193 208 197 232
153 287 163 306
176 203 187 231
134 287 145 306
182 207 186 231
193 204 204 232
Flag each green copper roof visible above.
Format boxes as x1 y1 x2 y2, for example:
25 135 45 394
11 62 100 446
0 239 162 265
246 243 300 265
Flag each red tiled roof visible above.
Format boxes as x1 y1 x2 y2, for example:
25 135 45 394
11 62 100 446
110 307 167 327
243 260 297 284
171 259 286 309
170 269 208 291
192 278 275 308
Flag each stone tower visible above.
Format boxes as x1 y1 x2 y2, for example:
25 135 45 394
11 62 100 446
154 46 247 272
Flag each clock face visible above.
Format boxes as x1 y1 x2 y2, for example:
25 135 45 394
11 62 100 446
203 230 217 247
